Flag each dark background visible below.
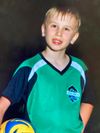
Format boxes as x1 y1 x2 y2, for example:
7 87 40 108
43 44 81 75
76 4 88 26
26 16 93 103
0 0 100 132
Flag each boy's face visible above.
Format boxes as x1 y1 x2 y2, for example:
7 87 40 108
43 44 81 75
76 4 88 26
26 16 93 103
41 12 79 52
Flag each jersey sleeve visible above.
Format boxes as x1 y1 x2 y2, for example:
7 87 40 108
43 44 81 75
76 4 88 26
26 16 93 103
1 67 31 104
81 70 95 106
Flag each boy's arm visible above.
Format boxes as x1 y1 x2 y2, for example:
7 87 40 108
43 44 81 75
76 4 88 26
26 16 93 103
80 102 94 133
0 96 11 125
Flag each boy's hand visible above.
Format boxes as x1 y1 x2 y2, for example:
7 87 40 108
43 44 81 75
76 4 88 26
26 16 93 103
0 96 11 124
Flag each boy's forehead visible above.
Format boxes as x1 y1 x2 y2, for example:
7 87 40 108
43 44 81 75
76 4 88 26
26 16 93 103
45 12 79 31
46 11 77 22
47 12 78 24
45 8 81 30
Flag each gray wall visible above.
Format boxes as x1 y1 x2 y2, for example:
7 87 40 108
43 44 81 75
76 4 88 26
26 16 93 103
0 0 100 132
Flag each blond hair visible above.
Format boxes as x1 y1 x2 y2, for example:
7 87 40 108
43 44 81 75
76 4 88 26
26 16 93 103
43 4 81 30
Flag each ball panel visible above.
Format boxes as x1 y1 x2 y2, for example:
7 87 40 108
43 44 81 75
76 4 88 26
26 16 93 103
0 118 35 133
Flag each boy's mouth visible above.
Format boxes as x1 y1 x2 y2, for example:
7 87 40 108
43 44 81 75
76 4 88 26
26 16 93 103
52 38 62 45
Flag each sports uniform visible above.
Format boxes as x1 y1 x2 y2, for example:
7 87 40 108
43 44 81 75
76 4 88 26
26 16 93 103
2 53 93 133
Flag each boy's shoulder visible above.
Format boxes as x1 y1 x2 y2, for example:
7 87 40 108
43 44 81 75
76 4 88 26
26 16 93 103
15 53 41 73
22 53 41 66
70 55 88 71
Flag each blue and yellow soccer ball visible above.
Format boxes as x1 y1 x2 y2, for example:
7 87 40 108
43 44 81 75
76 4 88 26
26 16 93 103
0 118 35 133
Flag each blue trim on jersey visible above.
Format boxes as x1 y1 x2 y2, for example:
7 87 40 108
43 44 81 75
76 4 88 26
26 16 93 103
71 61 86 92
28 59 46 81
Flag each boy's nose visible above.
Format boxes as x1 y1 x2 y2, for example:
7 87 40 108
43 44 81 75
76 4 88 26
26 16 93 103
56 28 62 36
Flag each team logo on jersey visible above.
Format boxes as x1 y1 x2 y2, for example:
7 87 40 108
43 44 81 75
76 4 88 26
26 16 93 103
66 86 80 102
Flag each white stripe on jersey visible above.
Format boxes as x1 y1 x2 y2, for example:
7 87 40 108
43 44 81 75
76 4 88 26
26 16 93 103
71 61 86 92
28 59 46 81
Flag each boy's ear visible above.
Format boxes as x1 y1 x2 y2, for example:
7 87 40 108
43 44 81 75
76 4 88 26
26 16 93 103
41 24 45 37
71 32 79 45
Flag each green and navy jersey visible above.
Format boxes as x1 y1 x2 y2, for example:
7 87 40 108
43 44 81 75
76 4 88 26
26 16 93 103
2 53 91 133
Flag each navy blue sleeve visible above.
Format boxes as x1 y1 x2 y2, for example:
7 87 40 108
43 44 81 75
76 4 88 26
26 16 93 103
1 67 31 104
81 71 95 105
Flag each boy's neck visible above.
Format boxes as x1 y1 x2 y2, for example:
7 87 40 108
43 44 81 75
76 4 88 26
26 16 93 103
42 49 70 71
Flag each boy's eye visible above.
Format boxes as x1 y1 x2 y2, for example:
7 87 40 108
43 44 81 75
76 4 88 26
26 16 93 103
64 27 70 31
51 24 57 28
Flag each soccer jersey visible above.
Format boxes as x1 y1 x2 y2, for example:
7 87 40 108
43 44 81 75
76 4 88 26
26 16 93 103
2 53 88 133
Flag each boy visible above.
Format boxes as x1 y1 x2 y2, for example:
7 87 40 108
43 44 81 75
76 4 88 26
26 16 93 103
0 4 94 133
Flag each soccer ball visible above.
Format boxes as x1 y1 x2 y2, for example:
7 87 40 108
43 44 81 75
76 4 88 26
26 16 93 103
0 118 35 133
